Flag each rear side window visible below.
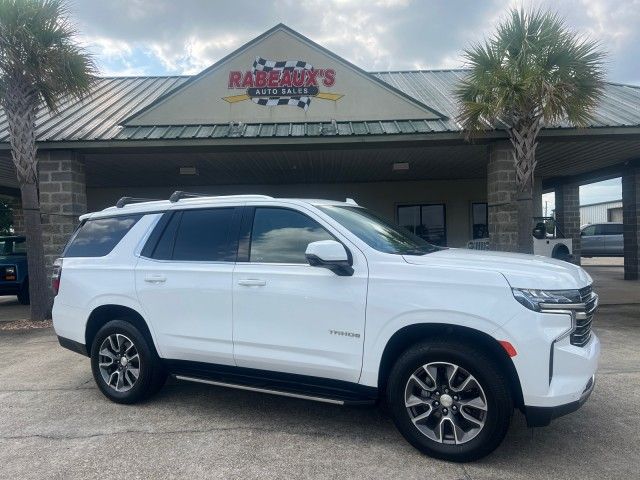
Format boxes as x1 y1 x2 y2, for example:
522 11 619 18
64 215 142 257
148 208 236 261
601 224 623 235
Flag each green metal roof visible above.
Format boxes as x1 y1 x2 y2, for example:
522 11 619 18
1 70 640 144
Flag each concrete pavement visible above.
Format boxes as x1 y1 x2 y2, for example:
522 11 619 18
0 308 638 478
0 265 638 479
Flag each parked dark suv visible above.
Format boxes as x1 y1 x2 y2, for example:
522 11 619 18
581 223 623 257
0 235 29 304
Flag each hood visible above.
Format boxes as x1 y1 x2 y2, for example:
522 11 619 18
403 248 592 290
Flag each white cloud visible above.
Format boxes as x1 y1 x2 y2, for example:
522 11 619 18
68 0 640 82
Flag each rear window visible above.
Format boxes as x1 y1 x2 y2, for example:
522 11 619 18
64 215 142 257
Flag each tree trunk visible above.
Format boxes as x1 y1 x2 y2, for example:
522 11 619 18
509 116 542 255
517 190 534 254
3 79 51 320
20 184 50 320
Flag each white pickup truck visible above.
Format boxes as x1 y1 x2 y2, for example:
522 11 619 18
53 193 599 462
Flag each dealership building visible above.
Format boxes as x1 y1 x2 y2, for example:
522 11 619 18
1 24 639 280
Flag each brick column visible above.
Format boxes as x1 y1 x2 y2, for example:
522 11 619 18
622 166 640 280
555 183 581 264
7 197 24 235
38 150 87 272
487 142 518 251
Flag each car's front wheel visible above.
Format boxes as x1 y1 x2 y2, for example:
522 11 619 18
386 339 513 462
90 320 166 404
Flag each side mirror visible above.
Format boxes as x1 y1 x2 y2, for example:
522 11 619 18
305 240 354 276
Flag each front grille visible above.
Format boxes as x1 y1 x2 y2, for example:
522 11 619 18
571 285 597 347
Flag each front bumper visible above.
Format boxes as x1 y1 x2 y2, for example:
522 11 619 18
494 306 600 414
525 374 595 427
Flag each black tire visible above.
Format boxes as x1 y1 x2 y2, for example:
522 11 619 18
386 339 513 462
90 319 167 404
17 281 29 305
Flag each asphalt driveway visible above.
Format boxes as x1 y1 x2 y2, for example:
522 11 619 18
0 302 638 479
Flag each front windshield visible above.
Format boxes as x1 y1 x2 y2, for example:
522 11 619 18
318 205 440 255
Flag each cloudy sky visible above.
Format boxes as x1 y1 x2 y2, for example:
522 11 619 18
71 0 640 83
69 0 630 205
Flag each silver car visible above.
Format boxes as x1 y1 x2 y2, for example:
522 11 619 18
581 222 623 257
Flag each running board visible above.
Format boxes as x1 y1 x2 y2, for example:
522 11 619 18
165 359 378 405
175 375 345 405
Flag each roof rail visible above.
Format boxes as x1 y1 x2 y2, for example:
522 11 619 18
169 191 274 203
116 197 160 208
169 191 210 203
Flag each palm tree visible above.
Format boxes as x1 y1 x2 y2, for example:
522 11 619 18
0 0 94 320
456 8 606 254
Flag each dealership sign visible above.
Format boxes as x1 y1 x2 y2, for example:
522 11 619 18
223 57 343 110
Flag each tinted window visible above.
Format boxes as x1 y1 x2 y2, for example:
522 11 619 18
601 223 623 235
150 213 181 260
169 208 235 261
582 225 596 236
64 215 142 257
250 208 333 263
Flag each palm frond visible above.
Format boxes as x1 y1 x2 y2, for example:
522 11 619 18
0 0 97 112
455 7 606 132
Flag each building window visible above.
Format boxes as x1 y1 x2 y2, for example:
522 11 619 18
397 204 447 246
472 202 488 239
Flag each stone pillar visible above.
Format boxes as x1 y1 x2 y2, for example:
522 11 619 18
38 150 87 272
622 166 639 280
7 197 24 235
555 183 581 264
487 142 518 251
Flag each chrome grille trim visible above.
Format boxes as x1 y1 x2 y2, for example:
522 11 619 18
571 286 597 347
542 285 597 347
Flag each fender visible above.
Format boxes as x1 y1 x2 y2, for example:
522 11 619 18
84 294 164 356
359 309 516 387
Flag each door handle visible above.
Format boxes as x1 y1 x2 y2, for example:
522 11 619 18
237 279 266 287
144 274 166 284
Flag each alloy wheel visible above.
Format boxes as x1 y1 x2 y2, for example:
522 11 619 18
98 333 141 392
404 361 487 445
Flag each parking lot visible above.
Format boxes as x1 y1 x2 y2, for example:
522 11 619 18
0 266 638 479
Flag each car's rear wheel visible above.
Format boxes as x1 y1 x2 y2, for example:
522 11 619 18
386 339 513 462
90 320 166 404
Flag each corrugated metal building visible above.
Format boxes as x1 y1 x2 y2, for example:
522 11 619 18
581 200 624 225
0 24 639 279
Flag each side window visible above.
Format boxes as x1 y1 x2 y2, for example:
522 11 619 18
581 225 596 236
149 213 181 260
151 208 236 262
602 224 623 235
64 215 142 257
250 208 333 263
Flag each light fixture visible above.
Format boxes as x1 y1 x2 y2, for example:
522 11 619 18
392 162 409 171
179 166 198 175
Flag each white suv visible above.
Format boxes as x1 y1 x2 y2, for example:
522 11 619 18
53 192 599 462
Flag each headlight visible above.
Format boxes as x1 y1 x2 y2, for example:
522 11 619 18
512 288 581 312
